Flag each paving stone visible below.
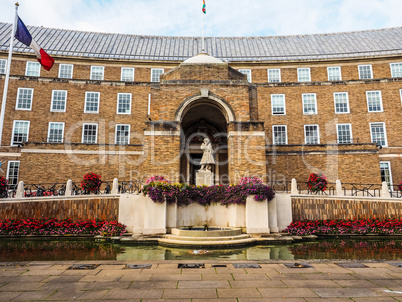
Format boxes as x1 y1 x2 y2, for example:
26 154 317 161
45 289 86 300
230 280 287 288
231 273 269 281
238 299 305 302
370 278 402 287
0 282 45 291
0 291 23 301
129 280 178 289
334 279 377 287
178 280 230 289
258 288 319 298
150 274 201 281
162 288 217 299
217 288 262 298
201 274 234 281
353 297 400 301
267 273 307 280
304 298 352 302
79 274 123 282
312 288 378 298
101 288 142 300
282 279 340 288
44 275 84 283
302 272 357 280
1 275 50 283
76 289 108 300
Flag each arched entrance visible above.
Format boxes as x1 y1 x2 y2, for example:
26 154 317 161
179 100 229 185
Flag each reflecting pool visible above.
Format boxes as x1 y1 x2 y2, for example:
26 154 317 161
0 239 401 262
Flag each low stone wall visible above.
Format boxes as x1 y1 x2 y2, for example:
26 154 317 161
292 195 402 221
0 196 120 221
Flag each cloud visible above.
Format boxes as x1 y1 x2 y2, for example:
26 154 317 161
0 0 401 37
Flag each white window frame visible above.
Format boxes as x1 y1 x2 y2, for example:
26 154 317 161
11 120 30 146
50 90 67 112
238 69 252 82
366 90 383 112
121 67 135 82
370 122 388 147
304 124 320 145
90 66 104 80
0 59 7 74
47 122 65 143
115 124 131 145
390 62 402 78
336 123 353 144
15 88 33 111
151 68 164 82
297 68 311 82
327 66 342 81
333 92 350 114
358 64 373 79
271 94 286 115
84 92 100 114
267 69 281 83
116 93 132 115
25 61 40 77
6 160 20 186
58 64 73 79
82 123 98 144
380 161 393 190
272 125 288 145
302 93 318 115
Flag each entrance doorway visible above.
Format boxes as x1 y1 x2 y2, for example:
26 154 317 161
179 101 228 185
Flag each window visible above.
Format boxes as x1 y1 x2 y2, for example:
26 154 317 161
302 93 317 114
121 67 135 81
297 68 311 82
337 123 353 144
82 123 98 144
58 64 73 79
11 120 30 146
25 61 40 77
304 125 320 144
390 63 402 78
327 66 341 81
358 64 373 79
16 88 33 110
366 91 383 112
370 122 387 147
115 124 130 145
267 69 281 83
90 66 104 80
47 122 65 143
272 125 288 145
84 92 100 113
151 68 164 82
334 92 350 114
380 161 393 189
51 90 67 112
0 59 6 74
238 69 252 82
7 161 20 187
271 94 286 115
117 93 131 114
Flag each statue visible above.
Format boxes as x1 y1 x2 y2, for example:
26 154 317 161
199 138 215 171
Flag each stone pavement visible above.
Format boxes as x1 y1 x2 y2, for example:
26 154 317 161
0 261 402 301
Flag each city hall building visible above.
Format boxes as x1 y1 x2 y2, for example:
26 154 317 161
0 22 401 188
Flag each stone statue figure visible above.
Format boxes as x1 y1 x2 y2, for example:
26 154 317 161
200 138 215 170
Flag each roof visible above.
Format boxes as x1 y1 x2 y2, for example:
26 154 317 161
1 22 402 62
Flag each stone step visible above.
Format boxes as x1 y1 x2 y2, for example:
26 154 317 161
163 234 250 242
158 237 257 248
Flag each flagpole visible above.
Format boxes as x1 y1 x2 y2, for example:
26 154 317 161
0 3 19 148
202 12 205 52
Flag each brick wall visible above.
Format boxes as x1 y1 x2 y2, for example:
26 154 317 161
292 196 402 221
0 196 119 221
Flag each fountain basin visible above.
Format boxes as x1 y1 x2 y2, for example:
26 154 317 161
171 227 242 238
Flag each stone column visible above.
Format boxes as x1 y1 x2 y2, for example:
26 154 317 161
246 196 270 234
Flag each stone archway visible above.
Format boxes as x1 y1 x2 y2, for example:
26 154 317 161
179 98 230 185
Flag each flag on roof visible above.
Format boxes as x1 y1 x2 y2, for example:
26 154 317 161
14 17 54 71
202 0 206 14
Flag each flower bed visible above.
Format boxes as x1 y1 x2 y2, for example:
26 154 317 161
0 218 126 236
141 176 275 206
284 219 402 236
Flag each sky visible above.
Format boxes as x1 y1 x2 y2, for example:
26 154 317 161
0 0 401 37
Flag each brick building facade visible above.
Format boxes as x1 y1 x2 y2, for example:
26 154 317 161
0 23 401 188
